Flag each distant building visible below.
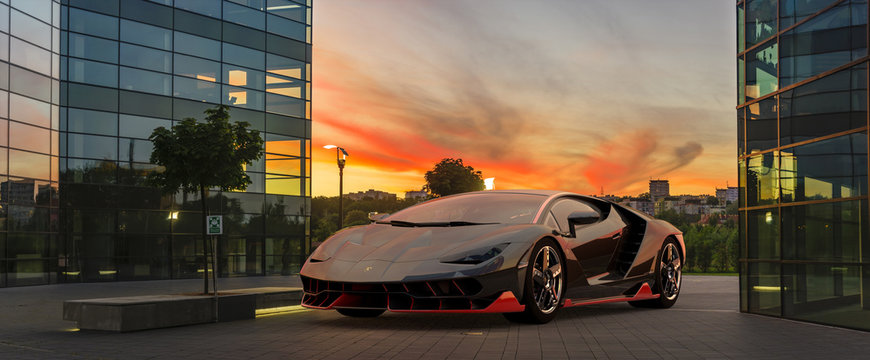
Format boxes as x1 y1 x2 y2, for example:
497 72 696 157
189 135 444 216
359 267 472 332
726 186 738 203
649 180 670 200
405 191 428 200
715 188 727 203
627 199 655 216
346 189 397 201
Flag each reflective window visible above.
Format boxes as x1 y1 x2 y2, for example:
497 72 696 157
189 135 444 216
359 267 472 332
173 75 220 103
120 19 172 51
779 1 868 87
10 38 50 76
223 43 264 69
0 62 7 90
738 108 745 156
68 33 119 64
174 31 220 59
9 149 50 179
68 8 119 40
738 56 745 104
66 133 118 160
9 121 50 154
267 53 304 79
265 154 300 176
64 158 117 184
747 97 777 153
782 200 866 262
66 108 117 136
748 208 779 260
738 158 747 208
9 93 50 128
738 4 744 53
0 4 8 33
223 64 264 90
68 58 118 88
780 133 867 203
747 262 780 315
224 1 265 29
119 138 154 163
267 14 305 41
781 264 867 329
10 9 50 50
747 151 779 206
780 0 839 28
266 0 305 23
119 114 170 139
0 89 7 118
266 94 303 117
746 40 778 101
119 67 171 96
11 0 51 24
265 175 300 196
265 133 300 156
174 0 221 18
0 33 8 62
10 66 51 102
174 54 220 82
119 43 172 73
223 86 264 110
266 74 303 99
780 64 867 146
745 0 777 48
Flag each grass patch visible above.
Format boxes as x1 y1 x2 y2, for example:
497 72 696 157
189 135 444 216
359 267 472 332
684 272 738 276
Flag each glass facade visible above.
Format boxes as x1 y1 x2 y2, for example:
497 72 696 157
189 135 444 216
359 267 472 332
737 0 870 331
0 0 312 287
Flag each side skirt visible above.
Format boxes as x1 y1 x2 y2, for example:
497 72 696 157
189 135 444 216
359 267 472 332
562 283 659 308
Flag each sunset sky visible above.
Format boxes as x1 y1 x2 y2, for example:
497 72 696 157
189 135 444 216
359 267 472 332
311 0 736 197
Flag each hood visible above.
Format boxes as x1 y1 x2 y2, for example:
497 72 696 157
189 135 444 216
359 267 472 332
313 223 539 263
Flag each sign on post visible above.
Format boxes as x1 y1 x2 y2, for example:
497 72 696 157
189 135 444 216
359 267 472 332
207 215 223 235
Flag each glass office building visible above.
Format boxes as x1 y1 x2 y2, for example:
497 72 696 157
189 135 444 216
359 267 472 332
0 0 312 287
737 0 870 330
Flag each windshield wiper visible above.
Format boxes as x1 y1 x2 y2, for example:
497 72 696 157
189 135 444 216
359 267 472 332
380 220 498 227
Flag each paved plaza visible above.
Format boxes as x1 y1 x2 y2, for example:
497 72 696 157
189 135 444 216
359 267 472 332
1 275 868 359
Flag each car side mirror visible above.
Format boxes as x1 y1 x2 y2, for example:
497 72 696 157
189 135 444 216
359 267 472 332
567 210 600 237
368 212 389 222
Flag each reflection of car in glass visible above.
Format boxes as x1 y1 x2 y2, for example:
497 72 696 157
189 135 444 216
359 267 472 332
300 190 684 323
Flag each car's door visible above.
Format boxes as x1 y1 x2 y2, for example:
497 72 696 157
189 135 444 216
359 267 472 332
548 198 627 280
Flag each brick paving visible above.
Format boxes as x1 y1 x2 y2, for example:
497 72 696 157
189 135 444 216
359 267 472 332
1 275 869 359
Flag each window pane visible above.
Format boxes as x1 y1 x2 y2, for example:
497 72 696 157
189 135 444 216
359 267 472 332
747 151 779 206
267 53 304 80
748 208 779 260
738 56 745 105
9 121 49 153
9 149 50 179
174 0 220 18
10 38 50 76
223 43 264 69
745 0 776 48
173 75 219 103
782 200 866 262
119 138 153 163
12 0 51 23
119 114 170 139
780 0 839 28
223 86 264 110
173 31 220 59
738 108 745 156
67 133 118 160
266 93 303 117
9 93 50 128
119 67 171 96
266 0 305 23
265 134 300 156
68 58 118 88
10 9 50 50
780 133 867 203
782 264 869 330
746 96 777 153
10 66 51 102
68 33 119 63
120 19 172 50
266 175 300 196
223 64 264 90
224 1 265 30
747 262 780 315
0 33 8 62
746 40 778 101
174 54 220 82
779 1 868 88
67 108 117 136
68 8 119 40
265 74 303 98
780 63 867 146
266 14 304 41
119 43 172 73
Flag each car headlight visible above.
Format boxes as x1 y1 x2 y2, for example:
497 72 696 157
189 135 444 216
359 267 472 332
440 243 509 264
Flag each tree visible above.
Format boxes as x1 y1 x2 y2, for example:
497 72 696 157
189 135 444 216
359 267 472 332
343 210 370 227
423 158 484 197
148 105 264 294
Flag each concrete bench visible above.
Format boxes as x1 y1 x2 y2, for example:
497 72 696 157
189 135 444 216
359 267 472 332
63 287 303 332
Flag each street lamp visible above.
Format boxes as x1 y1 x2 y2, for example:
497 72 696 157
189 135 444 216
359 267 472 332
324 145 349 228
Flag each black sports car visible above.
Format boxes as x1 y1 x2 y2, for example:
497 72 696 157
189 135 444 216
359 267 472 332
300 190 684 323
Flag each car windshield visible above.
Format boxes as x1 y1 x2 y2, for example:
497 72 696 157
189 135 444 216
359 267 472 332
384 193 546 225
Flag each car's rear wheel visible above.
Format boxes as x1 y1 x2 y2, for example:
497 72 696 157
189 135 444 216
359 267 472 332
629 238 682 308
504 239 565 324
336 308 385 317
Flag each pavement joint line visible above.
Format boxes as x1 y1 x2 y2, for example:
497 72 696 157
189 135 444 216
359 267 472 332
0 341 56 353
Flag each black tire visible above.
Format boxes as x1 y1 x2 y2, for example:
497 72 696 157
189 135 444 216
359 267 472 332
336 308 385 317
503 238 565 324
629 238 682 308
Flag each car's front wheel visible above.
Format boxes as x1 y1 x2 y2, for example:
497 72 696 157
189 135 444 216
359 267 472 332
504 239 565 324
336 308 385 317
629 238 682 308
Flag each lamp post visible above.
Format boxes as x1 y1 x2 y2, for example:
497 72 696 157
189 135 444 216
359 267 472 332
324 145 348 229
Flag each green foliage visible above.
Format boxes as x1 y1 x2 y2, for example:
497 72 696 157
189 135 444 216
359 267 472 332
310 195 422 243
679 222 738 273
343 210 370 227
148 105 264 194
423 158 484 197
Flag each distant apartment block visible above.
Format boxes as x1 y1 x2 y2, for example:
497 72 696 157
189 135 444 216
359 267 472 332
346 189 397 201
404 190 427 200
649 179 669 200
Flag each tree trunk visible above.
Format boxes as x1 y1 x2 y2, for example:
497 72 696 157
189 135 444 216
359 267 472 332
201 186 209 295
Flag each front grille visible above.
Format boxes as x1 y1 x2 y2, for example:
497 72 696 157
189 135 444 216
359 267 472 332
300 276 493 311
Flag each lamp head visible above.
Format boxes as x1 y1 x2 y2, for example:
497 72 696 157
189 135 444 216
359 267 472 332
323 144 337 150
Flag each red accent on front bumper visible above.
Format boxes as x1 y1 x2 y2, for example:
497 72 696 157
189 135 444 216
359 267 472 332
562 283 659 308
301 290 526 313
